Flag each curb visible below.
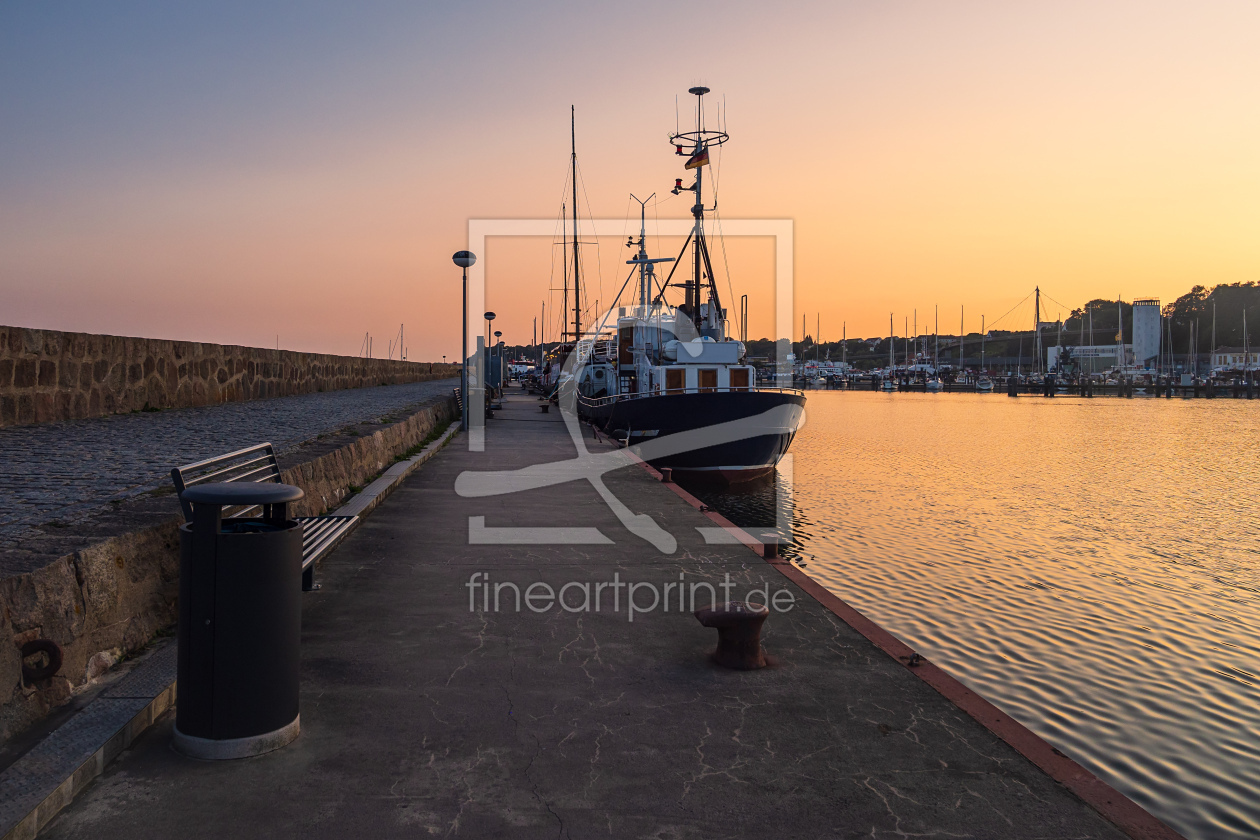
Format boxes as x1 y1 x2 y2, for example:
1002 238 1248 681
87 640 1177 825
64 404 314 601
631 455 1185 840
0 644 177 840
0 423 460 840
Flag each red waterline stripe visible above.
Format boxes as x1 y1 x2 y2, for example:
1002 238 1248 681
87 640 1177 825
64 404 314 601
628 454 1184 840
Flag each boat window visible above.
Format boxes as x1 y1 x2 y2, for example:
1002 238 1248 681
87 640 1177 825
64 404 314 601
666 368 685 393
730 368 750 390
699 369 718 393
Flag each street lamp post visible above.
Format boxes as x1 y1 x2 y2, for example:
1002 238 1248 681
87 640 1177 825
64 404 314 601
494 330 503 385
484 312 496 397
452 251 476 431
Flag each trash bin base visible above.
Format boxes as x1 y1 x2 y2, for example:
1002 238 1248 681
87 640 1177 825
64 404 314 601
173 714 300 760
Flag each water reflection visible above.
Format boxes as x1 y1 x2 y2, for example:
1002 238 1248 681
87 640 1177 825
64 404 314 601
680 391 1260 840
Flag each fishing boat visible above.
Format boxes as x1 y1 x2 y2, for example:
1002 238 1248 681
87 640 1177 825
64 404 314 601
576 86 805 482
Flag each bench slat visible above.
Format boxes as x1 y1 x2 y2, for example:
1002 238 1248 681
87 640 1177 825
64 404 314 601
184 457 280 487
296 516 358 570
176 443 276 475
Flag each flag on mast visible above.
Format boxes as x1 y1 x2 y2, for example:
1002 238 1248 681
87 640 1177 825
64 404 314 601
684 147 710 169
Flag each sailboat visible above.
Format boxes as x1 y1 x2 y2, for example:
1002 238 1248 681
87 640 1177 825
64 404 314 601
881 313 896 390
576 86 806 481
976 314 995 392
926 306 944 392
539 108 586 398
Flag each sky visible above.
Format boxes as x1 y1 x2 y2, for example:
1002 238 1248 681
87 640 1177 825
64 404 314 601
3 1 1259 359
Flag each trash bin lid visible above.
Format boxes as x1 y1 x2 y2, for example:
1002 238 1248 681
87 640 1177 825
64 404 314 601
181 482 305 506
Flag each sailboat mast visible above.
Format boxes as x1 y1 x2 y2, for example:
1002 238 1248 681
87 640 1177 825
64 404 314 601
1117 299 1124 372
571 106 581 340
890 313 895 371
1234 311 1244 380
561 204 567 344
981 315 986 370
1034 286 1041 374
960 305 964 371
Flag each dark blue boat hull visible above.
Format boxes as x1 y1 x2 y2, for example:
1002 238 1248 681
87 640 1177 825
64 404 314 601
581 390 806 481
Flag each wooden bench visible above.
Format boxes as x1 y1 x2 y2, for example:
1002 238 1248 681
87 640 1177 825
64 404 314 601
171 443 359 591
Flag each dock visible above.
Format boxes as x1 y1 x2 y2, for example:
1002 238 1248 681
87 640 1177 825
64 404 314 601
29 390 1176 839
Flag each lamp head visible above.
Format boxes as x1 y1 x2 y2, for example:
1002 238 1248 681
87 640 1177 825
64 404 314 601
452 250 477 268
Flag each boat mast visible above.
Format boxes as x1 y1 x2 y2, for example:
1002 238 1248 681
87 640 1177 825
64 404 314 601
561 204 567 344
889 313 895 371
664 86 729 334
981 315 986 371
1117 298 1124 373
1034 286 1042 375
960 305 964 372
571 106 581 341
1056 318 1062 373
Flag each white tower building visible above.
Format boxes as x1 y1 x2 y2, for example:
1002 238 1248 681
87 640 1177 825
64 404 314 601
1132 299 1161 369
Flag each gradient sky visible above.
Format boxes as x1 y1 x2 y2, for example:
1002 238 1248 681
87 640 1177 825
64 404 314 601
3 1 1259 359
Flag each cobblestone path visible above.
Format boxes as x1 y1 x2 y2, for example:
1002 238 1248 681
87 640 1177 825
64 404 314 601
0 379 457 543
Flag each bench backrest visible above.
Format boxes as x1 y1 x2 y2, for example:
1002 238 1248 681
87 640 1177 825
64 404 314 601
171 442 282 522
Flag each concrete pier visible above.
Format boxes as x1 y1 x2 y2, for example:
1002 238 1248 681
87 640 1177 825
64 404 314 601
36 391 1170 839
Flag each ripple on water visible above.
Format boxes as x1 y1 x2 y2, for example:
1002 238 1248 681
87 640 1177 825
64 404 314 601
682 392 1260 840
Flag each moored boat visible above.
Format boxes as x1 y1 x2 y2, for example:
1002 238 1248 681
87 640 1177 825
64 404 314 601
576 86 805 481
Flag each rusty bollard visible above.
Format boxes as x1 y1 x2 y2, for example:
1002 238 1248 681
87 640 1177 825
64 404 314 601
694 601 769 670
659 467 673 483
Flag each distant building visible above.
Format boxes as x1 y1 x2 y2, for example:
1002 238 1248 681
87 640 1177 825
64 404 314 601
1131 299 1161 368
1211 347 1260 370
1047 344 1132 370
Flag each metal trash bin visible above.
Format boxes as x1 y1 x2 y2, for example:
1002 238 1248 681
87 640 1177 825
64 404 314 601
174 482 304 759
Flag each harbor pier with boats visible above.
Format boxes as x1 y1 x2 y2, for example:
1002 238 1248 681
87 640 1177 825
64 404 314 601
26 390 1179 839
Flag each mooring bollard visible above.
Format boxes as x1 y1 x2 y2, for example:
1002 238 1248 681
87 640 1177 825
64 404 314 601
694 601 770 670
659 467 672 483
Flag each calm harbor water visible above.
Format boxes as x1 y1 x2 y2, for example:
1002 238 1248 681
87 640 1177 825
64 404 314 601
683 391 1259 840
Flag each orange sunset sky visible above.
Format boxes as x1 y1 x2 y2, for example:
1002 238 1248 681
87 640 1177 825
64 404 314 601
3 1 1259 360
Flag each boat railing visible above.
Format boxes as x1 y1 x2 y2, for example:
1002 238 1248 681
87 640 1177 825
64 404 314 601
577 385 804 409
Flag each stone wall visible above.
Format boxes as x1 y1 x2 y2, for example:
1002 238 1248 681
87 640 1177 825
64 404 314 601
0 324 459 428
0 396 457 741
